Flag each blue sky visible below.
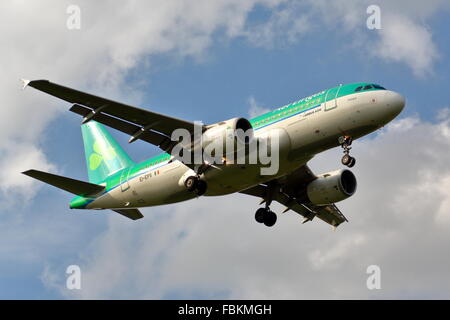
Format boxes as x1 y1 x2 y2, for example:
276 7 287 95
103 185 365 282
2 0 450 299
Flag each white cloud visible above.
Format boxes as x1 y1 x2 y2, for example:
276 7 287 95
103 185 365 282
0 142 56 205
245 2 312 48
309 234 367 270
247 96 270 118
246 0 449 77
44 111 450 299
374 14 439 77
329 0 447 76
40 264 65 293
331 0 449 77
436 108 450 121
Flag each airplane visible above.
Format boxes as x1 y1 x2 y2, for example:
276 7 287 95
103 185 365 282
22 80 405 228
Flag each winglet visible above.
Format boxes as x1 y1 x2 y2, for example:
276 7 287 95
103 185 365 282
20 79 31 90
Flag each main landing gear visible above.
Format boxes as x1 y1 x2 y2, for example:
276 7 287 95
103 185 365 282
255 208 277 227
339 135 356 168
254 182 278 227
184 176 207 196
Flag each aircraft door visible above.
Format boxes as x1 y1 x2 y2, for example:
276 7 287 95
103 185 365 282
324 85 342 111
120 168 130 192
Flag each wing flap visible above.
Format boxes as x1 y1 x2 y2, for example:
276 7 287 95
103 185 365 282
22 169 105 196
113 208 144 220
70 104 172 148
313 204 348 226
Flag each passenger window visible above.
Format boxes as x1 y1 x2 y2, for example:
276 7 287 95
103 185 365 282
355 86 362 92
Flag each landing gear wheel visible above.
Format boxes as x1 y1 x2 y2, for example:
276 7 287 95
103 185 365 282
341 155 356 168
184 176 198 192
347 157 356 168
341 154 351 166
185 176 208 195
263 210 277 227
195 180 207 196
255 208 266 223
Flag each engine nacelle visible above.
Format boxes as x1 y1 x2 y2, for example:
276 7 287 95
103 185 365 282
201 117 254 156
306 169 357 205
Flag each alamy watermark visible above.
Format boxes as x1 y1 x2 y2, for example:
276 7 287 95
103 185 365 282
366 5 382 30
170 123 280 175
66 265 81 290
67 5 81 30
366 265 381 290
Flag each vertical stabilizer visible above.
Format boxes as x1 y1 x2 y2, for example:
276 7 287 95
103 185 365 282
81 121 135 183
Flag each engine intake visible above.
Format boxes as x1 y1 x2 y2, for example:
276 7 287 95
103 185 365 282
306 169 357 205
201 117 254 154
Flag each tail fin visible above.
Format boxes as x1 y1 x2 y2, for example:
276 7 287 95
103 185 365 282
81 121 135 184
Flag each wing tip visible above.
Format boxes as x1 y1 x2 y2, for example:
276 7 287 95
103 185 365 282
20 79 50 90
21 169 34 176
20 79 31 90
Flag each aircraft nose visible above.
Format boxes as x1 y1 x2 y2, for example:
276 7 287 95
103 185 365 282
386 91 405 117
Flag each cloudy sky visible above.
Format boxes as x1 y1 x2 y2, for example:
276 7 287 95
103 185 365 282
1 0 450 299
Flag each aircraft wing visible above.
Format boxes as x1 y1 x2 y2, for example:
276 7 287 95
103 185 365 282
25 80 204 154
240 165 348 228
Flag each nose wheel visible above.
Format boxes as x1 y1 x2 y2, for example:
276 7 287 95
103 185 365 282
255 207 277 227
341 154 356 167
339 136 356 168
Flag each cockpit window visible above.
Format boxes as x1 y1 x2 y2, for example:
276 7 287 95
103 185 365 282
355 84 386 93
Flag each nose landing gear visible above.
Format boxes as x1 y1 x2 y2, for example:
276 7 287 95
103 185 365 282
339 135 356 168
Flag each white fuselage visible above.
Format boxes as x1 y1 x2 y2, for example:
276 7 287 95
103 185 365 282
88 89 405 210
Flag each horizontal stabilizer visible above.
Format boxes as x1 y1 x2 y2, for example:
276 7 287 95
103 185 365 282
113 209 144 220
22 169 105 197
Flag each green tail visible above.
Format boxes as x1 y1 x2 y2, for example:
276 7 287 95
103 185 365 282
81 121 135 184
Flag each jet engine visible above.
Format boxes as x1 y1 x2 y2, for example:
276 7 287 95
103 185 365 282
306 169 357 205
201 117 254 156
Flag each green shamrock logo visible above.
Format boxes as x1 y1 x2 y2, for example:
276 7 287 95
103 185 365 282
89 140 117 170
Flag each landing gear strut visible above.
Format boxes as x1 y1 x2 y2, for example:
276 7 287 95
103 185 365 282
254 208 277 227
184 176 207 196
339 135 356 168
